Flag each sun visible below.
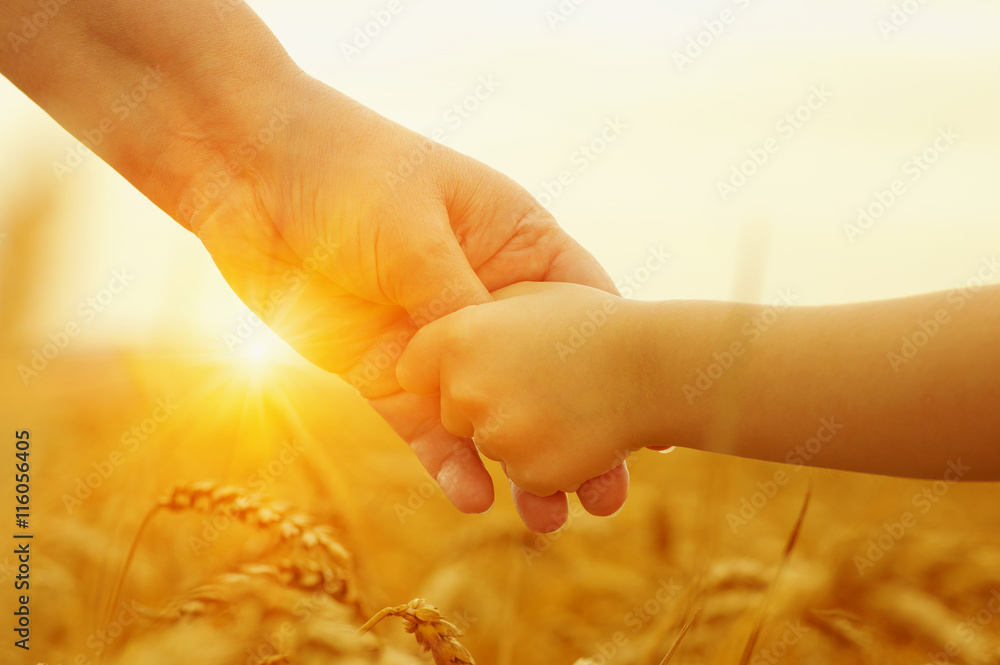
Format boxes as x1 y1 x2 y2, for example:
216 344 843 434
235 329 295 372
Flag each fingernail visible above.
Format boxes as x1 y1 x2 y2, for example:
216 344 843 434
477 501 494 515
608 501 627 518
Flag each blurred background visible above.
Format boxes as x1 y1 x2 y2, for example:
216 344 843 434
3 0 1000 349
2 2 1000 664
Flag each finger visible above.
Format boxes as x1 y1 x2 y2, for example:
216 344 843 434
443 161 618 294
487 281 550 301
380 206 492 322
466 201 620 296
396 318 449 395
369 391 495 514
543 232 620 296
439 398 475 439
577 463 629 518
344 322 415 399
510 481 569 533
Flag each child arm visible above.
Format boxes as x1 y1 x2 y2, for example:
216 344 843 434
398 279 1000 496
653 282 1000 480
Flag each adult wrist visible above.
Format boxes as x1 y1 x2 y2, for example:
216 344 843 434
168 60 313 233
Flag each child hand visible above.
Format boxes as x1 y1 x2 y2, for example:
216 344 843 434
397 282 650 498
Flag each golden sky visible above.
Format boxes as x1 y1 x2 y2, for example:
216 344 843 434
1 0 998 356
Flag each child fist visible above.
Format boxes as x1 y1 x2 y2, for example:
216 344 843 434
397 282 651 497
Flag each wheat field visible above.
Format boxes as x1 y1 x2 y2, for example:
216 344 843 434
2 178 1000 665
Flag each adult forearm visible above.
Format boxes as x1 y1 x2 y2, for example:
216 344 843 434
644 285 1000 480
1 0 304 227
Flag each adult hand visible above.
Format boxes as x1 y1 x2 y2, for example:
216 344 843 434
191 76 627 530
0 0 627 530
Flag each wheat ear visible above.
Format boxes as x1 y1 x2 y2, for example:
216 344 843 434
159 482 351 563
108 480 361 635
158 482 357 601
359 598 475 665
146 558 355 622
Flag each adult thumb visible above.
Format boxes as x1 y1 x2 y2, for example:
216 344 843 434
380 207 491 326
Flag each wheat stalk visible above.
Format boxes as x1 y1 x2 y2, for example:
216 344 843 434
736 486 812 665
107 480 361 637
359 598 476 665
659 607 702 664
